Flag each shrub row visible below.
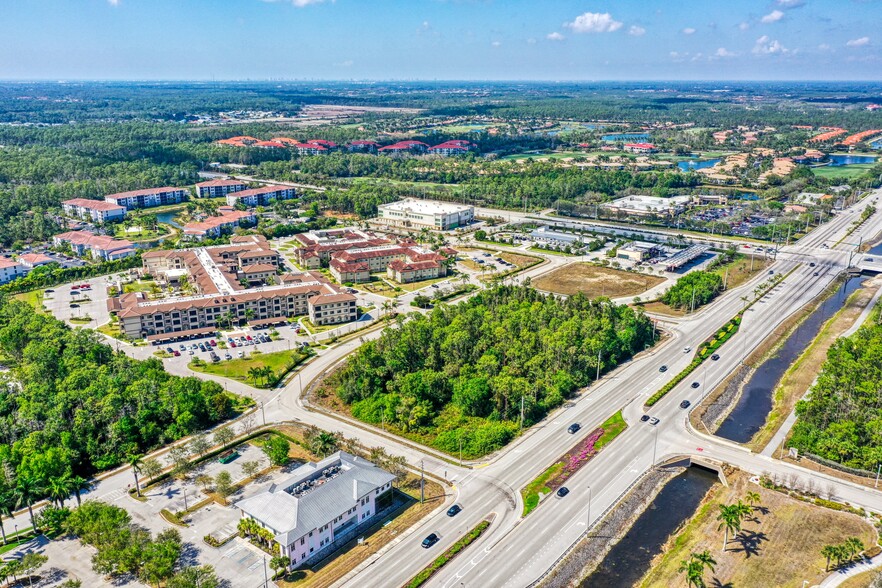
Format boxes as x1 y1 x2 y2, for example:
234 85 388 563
645 315 741 407
405 520 491 588
803 453 878 479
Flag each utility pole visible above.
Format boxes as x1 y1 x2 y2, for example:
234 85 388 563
876 464 881 489
690 286 696 314
263 556 269 588
459 433 463 467
596 348 602 382
260 401 266 425
587 485 592 530
520 395 525 430
420 459 425 504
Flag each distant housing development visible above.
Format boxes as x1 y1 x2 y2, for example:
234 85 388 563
182 209 257 240
376 200 474 230
107 235 356 340
53 231 137 261
225 185 296 207
236 451 395 569
61 198 127 223
104 187 189 210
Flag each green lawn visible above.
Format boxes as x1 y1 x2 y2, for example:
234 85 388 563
14 289 47 314
113 226 172 240
189 349 310 388
811 164 876 180
123 280 159 294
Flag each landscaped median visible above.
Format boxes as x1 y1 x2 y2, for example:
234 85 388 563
404 519 492 588
520 411 627 517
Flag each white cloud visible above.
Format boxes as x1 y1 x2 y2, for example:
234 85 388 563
107 0 120 5
491 40 502 47
818 43 831 51
739 21 750 31
333 60 353 68
564 12 623 34
628 25 646 37
753 35 789 54
546 32 565 41
761 10 785 23
715 47 736 58
527 37 537 44
682 27 696 35
777 0 804 7
847 36 871 47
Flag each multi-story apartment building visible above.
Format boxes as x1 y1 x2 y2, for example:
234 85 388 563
377 200 474 230
104 187 189 210
182 210 257 240
0 258 28 284
236 452 395 569
195 179 246 199
61 199 127 223
308 292 358 325
293 229 390 269
225 185 296 207
53 231 136 261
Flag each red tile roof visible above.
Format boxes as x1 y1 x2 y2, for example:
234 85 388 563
62 198 127 212
195 179 245 188
105 187 186 200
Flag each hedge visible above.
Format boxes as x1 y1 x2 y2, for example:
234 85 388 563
405 520 491 588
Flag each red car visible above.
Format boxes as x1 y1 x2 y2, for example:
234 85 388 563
230 341 237 348
209 340 217 346
173 350 181 357
71 285 80 289
246 335 252 341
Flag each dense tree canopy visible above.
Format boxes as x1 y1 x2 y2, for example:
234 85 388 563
332 286 654 457
661 270 725 310
0 299 235 500
791 320 882 470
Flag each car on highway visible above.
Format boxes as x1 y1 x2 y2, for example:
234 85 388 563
640 415 650 422
447 504 462 517
768 269 775 274
556 487 569 498
659 365 668 372
711 354 720 361
567 423 581 434
422 533 440 548
691 381 700 388
868 258 875 262
683 346 691 353
814 272 820 276
680 400 691 409
649 417 660 425
809 262 816 267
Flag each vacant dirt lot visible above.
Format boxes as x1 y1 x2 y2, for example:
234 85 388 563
534 263 664 298
639 471 876 588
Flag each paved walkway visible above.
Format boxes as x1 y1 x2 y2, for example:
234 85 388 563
819 553 882 587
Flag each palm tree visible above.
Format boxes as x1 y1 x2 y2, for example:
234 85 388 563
47 476 73 508
69 476 90 507
744 491 761 510
716 504 743 551
128 454 144 497
13 476 42 531
846 537 865 560
678 558 704 588
0 493 12 545
822 544 838 571
247 367 262 385
260 366 275 386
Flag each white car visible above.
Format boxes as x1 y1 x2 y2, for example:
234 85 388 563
237 351 245 358
683 346 691 353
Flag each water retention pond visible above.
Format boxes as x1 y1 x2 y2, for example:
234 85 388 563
580 466 718 587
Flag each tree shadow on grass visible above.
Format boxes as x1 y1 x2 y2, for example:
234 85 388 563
710 579 734 588
731 529 768 559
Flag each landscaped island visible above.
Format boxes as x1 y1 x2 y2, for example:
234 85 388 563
320 286 654 457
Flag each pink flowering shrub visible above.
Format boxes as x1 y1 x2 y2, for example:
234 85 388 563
547 427 604 490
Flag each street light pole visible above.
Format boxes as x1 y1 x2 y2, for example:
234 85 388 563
596 348 602 382
420 459 425 504
875 463 881 489
652 426 658 466
587 485 592 531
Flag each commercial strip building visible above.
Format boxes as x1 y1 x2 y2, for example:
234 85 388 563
108 236 356 339
61 199 127 223
617 241 661 262
224 185 296 207
601 195 691 218
195 179 246 199
104 187 189 210
53 231 137 261
376 199 474 231
236 452 395 569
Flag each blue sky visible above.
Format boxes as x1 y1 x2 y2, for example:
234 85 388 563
1 0 880 80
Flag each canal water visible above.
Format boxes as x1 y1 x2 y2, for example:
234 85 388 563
580 467 718 587
714 276 865 443
677 158 720 172
156 210 182 229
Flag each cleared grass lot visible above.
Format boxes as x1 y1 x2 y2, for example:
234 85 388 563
534 263 664 298
189 348 309 387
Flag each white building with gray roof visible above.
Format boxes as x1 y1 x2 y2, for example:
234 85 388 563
236 451 396 567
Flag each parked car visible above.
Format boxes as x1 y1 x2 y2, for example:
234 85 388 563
809 262 816 267
173 350 180 357
649 417 660 425
567 423 581 434
556 487 569 498
70 303 79 308
45 289 54 293
188 350 194 355
680 400 691 409
814 272 820 276
640 415 650 422
166 347 174 354
659 365 668 372
230 341 237 348
237 351 244 358
422 533 440 549
224 353 232 360
447 504 462 517
209 340 217 346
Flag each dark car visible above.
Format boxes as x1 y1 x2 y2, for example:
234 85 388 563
691 381 700 388
557 487 569 498
567 423 581 434
809 262 816 267
70 303 79 308
768 269 775 275
659 365 668 372
45 289 54 293
680 400 691 409
814 272 820 276
447 504 462 517
640 415 650 422
422 533 440 548
711 354 720 361
173 350 181 357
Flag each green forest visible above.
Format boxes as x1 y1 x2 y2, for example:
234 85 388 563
791 319 882 470
329 286 654 457
0 298 240 504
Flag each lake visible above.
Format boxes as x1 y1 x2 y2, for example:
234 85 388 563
829 154 877 166
602 133 651 142
677 158 720 171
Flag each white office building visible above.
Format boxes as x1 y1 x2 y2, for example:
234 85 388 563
377 199 474 230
